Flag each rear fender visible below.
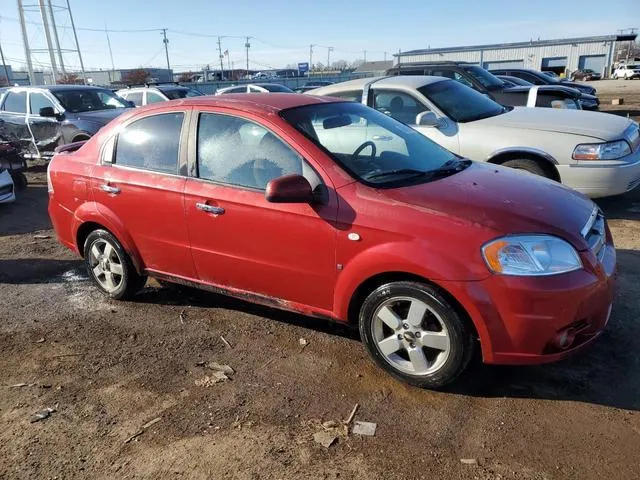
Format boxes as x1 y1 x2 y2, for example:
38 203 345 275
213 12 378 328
71 201 144 273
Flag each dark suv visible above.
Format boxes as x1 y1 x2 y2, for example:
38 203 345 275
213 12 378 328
0 85 133 159
386 62 585 110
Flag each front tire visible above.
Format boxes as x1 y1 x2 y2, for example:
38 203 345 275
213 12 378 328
83 229 146 300
359 281 474 389
502 158 552 179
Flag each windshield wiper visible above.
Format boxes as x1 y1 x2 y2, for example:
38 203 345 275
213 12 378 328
426 159 472 178
365 168 429 181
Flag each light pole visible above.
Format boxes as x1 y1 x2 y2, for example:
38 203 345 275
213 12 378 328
327 46 333 69
245 36 251 77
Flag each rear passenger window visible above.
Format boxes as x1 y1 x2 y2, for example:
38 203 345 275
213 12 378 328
146 91 165 104
115 113 184 174
2 91 27 113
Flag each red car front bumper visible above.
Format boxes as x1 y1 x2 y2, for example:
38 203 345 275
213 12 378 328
441 244 616 365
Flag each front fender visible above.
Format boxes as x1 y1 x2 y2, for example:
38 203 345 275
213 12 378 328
71 201 144 272
333 240 490 321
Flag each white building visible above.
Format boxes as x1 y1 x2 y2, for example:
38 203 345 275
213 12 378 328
396 34 638 77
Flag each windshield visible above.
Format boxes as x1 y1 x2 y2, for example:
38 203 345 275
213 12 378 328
161 88 203 99
463 65 505 90
281 102 459 186
261 84 293 92
52 88 128 113
418 79 506 123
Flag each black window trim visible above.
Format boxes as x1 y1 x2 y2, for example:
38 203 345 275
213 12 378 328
188 109 324 194
1 89 28 114
108 110 190 177
370 87 431 123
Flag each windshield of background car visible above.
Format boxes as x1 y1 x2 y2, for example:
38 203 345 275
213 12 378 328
463 65 504 89
52 89 128 112
280 101 457 186
261 84 293 92
161 87 203 99
418 79 505 123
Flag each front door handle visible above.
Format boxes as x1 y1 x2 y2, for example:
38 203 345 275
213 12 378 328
196 202 225 216
101 183 120 194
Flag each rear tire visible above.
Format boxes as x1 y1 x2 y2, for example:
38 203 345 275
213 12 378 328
11 172 28 190
502 158 552 179
83 229 146 300
358 281 474 389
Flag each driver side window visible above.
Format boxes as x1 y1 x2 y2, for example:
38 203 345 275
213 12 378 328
372 90 428 125
196 113 319 190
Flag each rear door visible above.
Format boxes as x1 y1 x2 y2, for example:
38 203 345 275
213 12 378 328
183 109 338 311
27 90 63 158
0 90 34 157
91 109 196 278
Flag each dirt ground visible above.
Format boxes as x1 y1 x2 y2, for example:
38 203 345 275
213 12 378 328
2 84 640 480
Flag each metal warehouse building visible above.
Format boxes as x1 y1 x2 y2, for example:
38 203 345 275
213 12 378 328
395 34 638 77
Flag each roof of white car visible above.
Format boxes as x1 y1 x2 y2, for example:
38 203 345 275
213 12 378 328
310 75 445 94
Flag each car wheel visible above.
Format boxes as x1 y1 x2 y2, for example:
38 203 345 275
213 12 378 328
84 229 146 300
359 281 474 389
11 172 28 190
502 158 552 178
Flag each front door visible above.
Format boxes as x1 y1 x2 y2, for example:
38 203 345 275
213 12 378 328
183 111 338 312
0 90 34 157
27 90 63 158
91 110 195 278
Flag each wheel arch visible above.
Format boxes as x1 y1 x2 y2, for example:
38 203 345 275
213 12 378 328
486 148 560 181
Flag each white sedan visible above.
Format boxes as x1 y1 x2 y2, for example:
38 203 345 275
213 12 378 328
0 168 15 203
310 76 640 198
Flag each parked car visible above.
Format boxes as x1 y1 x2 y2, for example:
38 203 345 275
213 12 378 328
0 85 133 159
47 93 615 389
542 71 560 79
613 64 640 80
309 76 640 197
215 83 294 94
489 68 598 98
116 83 203 107
570 69 602 81
496 75 582 108
387 62 587 110
0 166 15 203
294 80 335 94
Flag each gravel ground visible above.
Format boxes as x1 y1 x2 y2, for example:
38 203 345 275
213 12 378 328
1 87 640 479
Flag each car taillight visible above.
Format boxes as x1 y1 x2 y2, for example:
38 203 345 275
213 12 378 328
47 158 54 193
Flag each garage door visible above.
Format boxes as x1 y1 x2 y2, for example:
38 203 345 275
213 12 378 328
578 55 606 73
483 60 524 70
542 57 567 69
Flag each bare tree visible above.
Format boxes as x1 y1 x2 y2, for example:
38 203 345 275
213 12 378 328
350 58 365 68
58 73 82 84
331 60 348 71
121 69 150 85
178 71 195 83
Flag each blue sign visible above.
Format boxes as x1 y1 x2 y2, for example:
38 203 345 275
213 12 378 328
298 62 309 74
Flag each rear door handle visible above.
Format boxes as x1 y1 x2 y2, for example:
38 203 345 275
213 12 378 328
196 202 225 216
101 183 120 194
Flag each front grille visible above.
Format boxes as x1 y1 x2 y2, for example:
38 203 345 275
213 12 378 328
582 208 606 261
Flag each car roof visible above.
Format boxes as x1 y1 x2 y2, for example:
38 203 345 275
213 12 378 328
32 85 110 91
311 75 446 93
144 93 341 114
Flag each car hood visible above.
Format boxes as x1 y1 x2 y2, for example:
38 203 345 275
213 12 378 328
473 107 632 141
382 162 595 249
66 108 130 125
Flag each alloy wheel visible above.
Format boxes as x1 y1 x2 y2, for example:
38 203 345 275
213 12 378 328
88 238 124 293
371 296 450 375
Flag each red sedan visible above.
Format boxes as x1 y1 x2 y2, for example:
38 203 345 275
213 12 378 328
47 94 616 388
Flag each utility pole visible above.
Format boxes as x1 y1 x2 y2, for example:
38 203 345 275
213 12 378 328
363 50 367 63
396 48 401 75
309 44 314 72
227 52 231 75
161 28 170 70
327 46 333 69
245 36 251 77
217 36 224 79
39 0 58 83
47 0 65 75
105 26 115 82
384 51 387 61
66 0 86 84
16 0 35 85
0 41 8 85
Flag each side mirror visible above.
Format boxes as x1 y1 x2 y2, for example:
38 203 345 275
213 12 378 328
416 111 442 128
39 106 57 118
265 174 314 204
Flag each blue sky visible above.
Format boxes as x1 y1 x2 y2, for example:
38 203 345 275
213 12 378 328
0 0 638 72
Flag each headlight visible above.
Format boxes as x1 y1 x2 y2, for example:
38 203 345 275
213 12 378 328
482 235 582 276
572 140 631 160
